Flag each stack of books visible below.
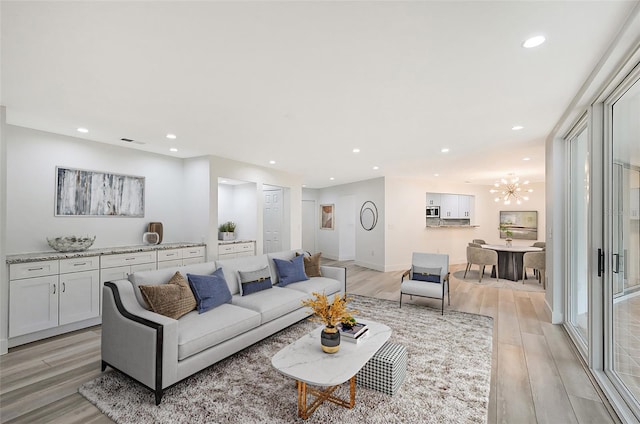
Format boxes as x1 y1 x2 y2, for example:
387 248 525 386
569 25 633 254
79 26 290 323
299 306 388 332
337 322 369 343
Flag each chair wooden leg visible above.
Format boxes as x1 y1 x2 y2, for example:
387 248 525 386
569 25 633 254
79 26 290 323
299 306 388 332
399 292 402 308
464 263 470 278
479 265 484 282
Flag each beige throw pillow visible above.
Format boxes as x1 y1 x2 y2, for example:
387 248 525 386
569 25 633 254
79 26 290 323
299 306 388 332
296 252 322 277
139 271 197 319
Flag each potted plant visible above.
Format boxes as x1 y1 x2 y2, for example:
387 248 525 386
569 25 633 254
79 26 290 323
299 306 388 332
301 292 358 354
499 223 514 246
218 221 237 241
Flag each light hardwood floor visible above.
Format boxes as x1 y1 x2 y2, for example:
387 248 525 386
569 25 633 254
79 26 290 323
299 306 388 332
0 261 619 423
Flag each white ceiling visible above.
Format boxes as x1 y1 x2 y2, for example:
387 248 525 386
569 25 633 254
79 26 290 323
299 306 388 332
2 1 638 188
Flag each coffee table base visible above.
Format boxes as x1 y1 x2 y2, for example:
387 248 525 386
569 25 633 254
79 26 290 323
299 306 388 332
297 376 356 419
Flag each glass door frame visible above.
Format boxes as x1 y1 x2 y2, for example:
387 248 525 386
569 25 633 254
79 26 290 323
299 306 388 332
600 65 640 421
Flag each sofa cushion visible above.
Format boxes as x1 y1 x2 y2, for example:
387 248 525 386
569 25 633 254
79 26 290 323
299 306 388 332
129 261 218 308
412 266 441 283
283 276 342 296
232 286 308 324
217 255 270 296
138 272 196 319
266 250 305 284
273 255 308 286
238 266 273 296
177 304 261 360
187 268 232 313
297 252 323 277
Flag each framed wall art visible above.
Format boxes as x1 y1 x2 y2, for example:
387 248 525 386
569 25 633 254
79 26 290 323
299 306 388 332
55 166 145 217
320 204 334 230
499 210 538 240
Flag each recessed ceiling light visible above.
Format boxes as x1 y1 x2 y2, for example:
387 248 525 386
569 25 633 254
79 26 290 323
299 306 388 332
512 125 524 131
522 35 546 48
353 148 360 153
169 147 178 152
329 177 335 181
434 173 439 177
523 157 531 161
302 184 307 188
221 180 228 183
166 133 177 139
269 160 276 165
77 127 88 133
373 166 379 170
441 148 449 153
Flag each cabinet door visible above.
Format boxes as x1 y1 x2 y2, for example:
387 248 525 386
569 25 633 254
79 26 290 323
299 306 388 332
100 266 130 284
218 244 235 256
426 193 441 206
458 195 471 218
182 256 204 266
233 242 255 255
59 270 100 325
9 276 58 337
441 194 459 218
157 259 183 269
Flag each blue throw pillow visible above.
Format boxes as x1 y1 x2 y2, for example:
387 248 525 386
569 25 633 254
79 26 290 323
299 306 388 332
238 266 273 296
187 268 232 313
412 266 441 283
273 255 309 286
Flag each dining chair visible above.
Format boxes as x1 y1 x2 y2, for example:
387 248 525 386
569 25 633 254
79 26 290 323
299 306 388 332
468 242 482 247
522 251 545 288
464 246 499 282
472 239 486 245
400 252 450 314
532 242 546 248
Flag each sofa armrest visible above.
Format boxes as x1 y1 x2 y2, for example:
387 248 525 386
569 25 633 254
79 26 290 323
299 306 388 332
320 265 347 293
101 279 179 403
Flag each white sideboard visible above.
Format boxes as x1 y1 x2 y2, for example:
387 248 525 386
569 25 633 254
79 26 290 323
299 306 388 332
6 242 206 347
218 240 256 259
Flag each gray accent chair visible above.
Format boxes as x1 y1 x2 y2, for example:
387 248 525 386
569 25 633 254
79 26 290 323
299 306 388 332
472 239 486 245
400 252 450 314
464 246 499 282
532 241 546 248
523 251 546 288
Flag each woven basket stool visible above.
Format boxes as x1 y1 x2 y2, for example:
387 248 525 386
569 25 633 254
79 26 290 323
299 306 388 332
356 341 407 395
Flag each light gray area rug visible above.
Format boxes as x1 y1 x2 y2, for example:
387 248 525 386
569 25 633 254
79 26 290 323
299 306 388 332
80 295 493 423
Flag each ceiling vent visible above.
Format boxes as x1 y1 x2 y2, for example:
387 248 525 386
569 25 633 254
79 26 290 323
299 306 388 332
121 137 145 144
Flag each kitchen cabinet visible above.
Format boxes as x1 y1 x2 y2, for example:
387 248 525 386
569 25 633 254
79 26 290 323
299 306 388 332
440 194 473 219
157 246 206 269
218 241 256 259
426 193 441 206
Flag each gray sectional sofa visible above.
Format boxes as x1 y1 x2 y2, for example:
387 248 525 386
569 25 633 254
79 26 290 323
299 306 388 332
101 249 346 405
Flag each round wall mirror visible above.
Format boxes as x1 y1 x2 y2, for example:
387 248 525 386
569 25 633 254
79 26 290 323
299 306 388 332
360 201 378 231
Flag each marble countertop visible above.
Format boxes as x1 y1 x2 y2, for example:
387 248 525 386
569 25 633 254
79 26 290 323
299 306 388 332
6 242 206 264
218 239 256 245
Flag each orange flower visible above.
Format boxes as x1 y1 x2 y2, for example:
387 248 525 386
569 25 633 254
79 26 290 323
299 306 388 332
301 292 358 327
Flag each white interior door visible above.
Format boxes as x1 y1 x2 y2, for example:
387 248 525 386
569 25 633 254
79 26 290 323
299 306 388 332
302 200 316 254
263 187 283 254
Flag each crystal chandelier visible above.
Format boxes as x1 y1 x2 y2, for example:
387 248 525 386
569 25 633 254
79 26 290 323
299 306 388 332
490 176 532 205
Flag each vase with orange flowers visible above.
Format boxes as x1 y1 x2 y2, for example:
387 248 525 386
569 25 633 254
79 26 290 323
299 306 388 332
301 292 358 354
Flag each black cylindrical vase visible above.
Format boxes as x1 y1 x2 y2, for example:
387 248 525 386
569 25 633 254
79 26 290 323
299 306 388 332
321 326 340 354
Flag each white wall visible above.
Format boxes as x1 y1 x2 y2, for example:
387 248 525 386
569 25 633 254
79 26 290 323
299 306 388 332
217 182 258 242
183 157 210 244
6 125 187 253
1 107 8 354
208 156 303 257
306 178 386 270
385 177 546 271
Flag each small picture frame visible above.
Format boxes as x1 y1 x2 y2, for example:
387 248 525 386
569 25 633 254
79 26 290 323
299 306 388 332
320 204 334 230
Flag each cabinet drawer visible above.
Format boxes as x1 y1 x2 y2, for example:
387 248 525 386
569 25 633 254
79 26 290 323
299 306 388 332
131 263 156 273
218 244 235 255
10 260 59 280
101 251 156 268
183 246 205 259
182 256 204 266
100 266 130 283
158 249 183 261
233 242 254 253
157 259 183 269
59 256 100 274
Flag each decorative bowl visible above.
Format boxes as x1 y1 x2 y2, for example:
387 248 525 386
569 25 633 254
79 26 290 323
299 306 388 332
47 235 96 252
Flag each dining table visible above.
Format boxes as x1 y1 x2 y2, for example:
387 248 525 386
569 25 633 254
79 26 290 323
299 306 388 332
481 244 544 281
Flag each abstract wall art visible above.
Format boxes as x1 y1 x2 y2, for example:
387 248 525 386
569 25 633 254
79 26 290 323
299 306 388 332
55 167 145 217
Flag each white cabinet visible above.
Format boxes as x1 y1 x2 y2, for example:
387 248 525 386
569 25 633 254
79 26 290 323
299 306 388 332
426 193 441 206
157 246 206 269
100 251 157 284
9 275 58 337
441 194 459 218
218 241 256 259
631 188 639 220
9 257 100 338
440 194 473 219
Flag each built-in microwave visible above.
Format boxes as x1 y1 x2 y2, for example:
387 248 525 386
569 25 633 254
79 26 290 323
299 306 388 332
426 206 440 218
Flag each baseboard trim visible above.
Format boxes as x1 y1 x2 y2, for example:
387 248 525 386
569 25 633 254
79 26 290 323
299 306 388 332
0 337 8 355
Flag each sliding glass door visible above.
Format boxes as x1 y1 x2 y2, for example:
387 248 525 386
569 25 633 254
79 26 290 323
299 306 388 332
607 74 640 411
567 124 590 348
